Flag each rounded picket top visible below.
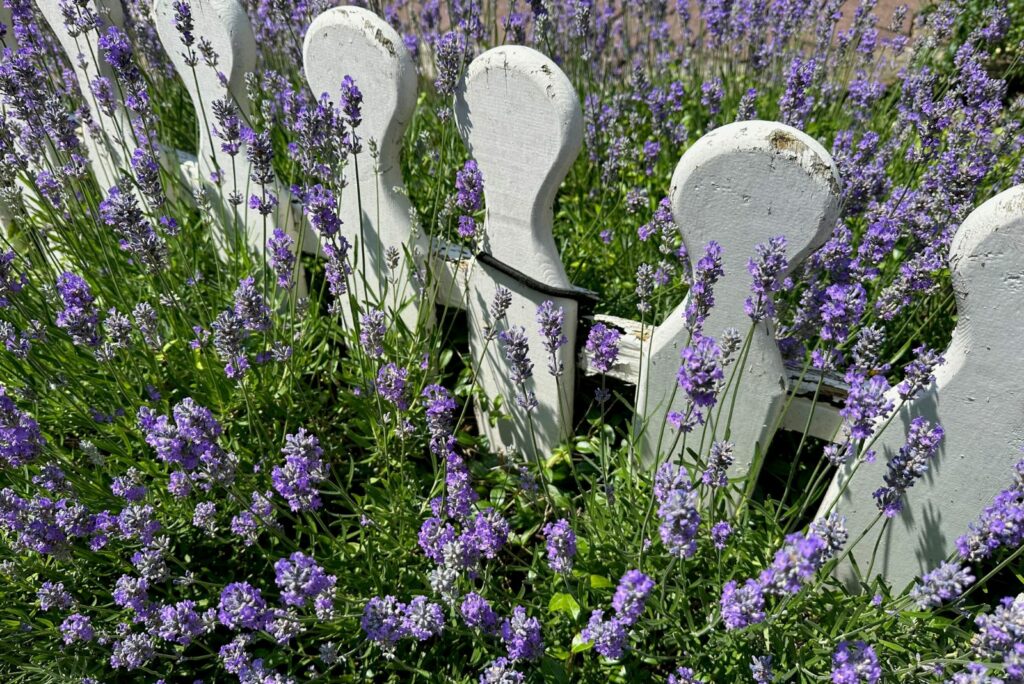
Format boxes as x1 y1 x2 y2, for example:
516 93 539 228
455 45 582 288
152 0 257 108
670 120 840 285
303 5 417 173
637 120 840 478
823 184 1024 590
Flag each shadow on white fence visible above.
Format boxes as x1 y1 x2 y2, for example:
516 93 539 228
22 0 1024 592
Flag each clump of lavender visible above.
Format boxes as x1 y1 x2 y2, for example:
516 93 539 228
55 272 100 348
0 385 44 468
830 640 881 684
542 518 576 573
484 285 512 340
536 300 567 376
376 363 409 410
272 428 328 511
910 561 975 610
499 326 537 411
461 592 499 634
585 323 621 373
360 309 386 358
0 251 25 308
233 276 270 332
873 417 944 517
721 515 846 630
702 440 734 488
455 159 483 212
98 186 168 273
956 458 1024 562
267 228 296 289
897 346 944 400
684 241 724 332
582 570 654 658
218 582 267 631
654 462 701 558
501 606 544 661
745 236 788 323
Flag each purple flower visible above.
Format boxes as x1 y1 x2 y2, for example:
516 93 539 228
971 594 1024 667
501 606 544 661
272 428 328 511
684 242 724 331
720 579 765 630
422 385 457 454
479 657 525 684
839 371 893 442
457 215 477 238
274 552 336 608
655 462 701 558
678 334 724 410
60 613 93 644
897 346 944 400
157 600 205 645
831 641 881 684
455 159 484 212
702 440 734 488
873 417 944 517
110 632 154 670
542 518 576 573
339 75 363 128
612 569 654 625
751 655 774 683
302 184 342 238
402 595 444 640
433 32 466 99
218 582 267 631
711 521 733 550
37 581 73 611
233 276 271 332
360 309 386 358
461 592 499 634
910 561 975 609
376 363 409 409
956 458 1024 562
0 251 25 308
581 609 628 658
362 595 408 647
0 385 44 468
745 236 789 323
98 186 167 273
586 323 621 374
498 326 537 411
55 272 99 348
536 300 568 376
267 228 296 289
668 667 705 684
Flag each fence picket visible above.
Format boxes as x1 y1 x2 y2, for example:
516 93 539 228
151 0 314 259
454 45 583 460
303 6 427 330
635 121 840 478
820 184 1024 590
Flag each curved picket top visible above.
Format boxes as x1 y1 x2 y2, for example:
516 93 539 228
454 46 583 460
822 184 1024 591
35 0 137 197
303 6 426 330
636 121 840 476
152 0 311 256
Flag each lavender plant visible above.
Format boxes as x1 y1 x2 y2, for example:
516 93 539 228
0 0 1020 682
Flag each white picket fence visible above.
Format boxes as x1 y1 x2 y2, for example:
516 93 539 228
18 0 1024 592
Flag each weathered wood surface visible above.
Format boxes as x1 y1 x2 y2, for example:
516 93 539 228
634 121 841 476
455 45 582 460
821 185 1024 590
